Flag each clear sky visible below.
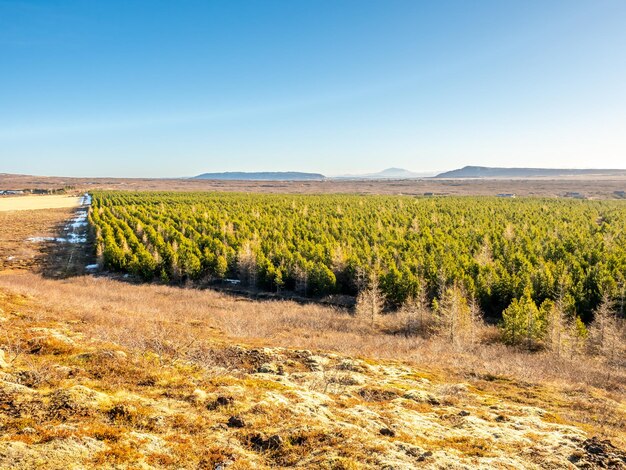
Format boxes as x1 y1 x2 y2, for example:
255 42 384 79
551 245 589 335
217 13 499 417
1 0 625 177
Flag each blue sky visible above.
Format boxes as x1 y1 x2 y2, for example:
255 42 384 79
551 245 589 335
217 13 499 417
1 0 625 177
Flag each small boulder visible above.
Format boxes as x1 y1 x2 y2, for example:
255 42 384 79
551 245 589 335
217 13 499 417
336 359 370 373
458 410 470 417
250 433 283 451
403 389 440 405
416 451 433 462
216 395 234 407
257 363 279 374
207 395 235 410
380 427 396 437
305 355 328 372
227 415 246 428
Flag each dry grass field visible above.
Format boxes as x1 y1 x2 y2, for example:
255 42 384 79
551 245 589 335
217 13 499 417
2 172 626 198
0 208 76 272
0 197 624 469
0 195 82 212
1 272 625 469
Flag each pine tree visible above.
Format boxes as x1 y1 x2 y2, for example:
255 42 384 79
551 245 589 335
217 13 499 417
501 289 543 348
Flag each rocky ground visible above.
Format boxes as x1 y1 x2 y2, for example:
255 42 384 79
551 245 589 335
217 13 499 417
1 289 624 469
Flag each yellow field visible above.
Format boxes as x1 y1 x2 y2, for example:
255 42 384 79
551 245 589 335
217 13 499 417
0 195 82 212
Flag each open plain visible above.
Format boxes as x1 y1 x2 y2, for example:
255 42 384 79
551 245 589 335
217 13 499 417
2 173 626 199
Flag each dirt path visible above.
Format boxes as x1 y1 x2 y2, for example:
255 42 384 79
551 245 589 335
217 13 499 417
0 195 82 212
0 194 94 276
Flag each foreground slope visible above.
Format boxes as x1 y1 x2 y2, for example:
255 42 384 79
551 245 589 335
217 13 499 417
0 276 625 469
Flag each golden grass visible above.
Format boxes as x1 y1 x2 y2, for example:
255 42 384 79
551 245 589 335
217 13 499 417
0 284 622 469
0 272 624 455
0 195 81 212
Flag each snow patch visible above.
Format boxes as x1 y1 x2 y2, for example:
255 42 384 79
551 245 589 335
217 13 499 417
28 237 59 242
27 236 86 244
80 193 92 206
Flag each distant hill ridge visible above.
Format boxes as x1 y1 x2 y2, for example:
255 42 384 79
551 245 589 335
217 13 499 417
194 171 325 181
436 166 626 178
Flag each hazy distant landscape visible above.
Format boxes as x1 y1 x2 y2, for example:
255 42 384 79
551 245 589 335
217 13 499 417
436 166 626 179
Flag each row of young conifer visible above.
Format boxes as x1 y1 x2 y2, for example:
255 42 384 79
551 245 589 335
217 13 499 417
88 191 626 330
356 273 623 363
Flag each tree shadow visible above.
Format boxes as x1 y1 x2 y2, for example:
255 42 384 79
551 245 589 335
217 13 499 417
39 208 96 279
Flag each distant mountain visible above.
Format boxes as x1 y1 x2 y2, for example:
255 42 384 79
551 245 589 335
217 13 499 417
435 166 626 179
335 168 436 179
194 172 325 181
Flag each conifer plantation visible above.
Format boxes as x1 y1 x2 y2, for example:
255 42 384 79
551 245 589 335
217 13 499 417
89 192 626 326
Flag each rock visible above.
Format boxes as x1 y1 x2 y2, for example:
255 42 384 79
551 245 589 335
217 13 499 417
227 415 246 428
416 451 433 462
403 389 440 405
257 362 279 374
305 355 328 372
336 359 370 373
358 387 401 402
207 393 238 410
249 433 284 451
380 427 396 437
458 410 470 417
577 437 626 468
215 395 234 407
0 349 8 369
402 446 423 458
495 414 507 422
